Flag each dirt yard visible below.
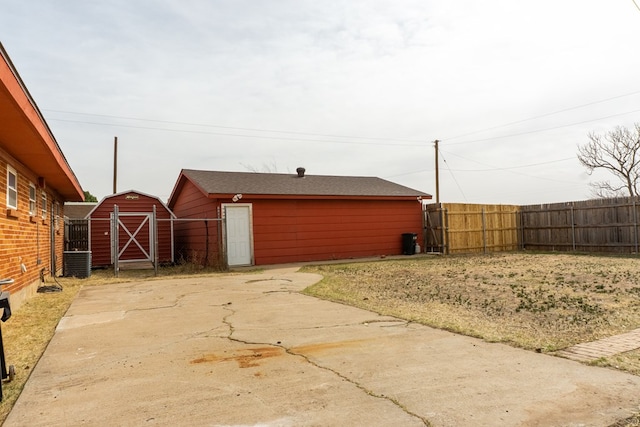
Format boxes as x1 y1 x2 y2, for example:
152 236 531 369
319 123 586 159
302 252 640 376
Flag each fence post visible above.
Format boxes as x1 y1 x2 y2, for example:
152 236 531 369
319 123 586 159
421 204 427 253
204 219 209 266
443 206 449 254
153 205 158 276
482 207 487 254
519 210 524 250
438 205 443 254
548 209 553 251
113 204 119 278
218 205 228 268
634 198 639 255
438 204 444 254
570 205 576 252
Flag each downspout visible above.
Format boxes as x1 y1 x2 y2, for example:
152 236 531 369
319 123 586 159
50 206 56 275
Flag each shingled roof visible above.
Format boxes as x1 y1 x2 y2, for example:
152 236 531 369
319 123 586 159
174 169 431 200
63 202 97 219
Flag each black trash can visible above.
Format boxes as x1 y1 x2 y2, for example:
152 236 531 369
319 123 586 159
402 233 417 255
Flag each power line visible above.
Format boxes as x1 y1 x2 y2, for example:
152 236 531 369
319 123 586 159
43 88 640 155
442 89 640 141
384 156 574 178
47 118 426 147
441 156 576 172
444 107 640 146
44 109 425 144
385 168 432 178
441 151 581 184
45 88 640 150
439 148 467 201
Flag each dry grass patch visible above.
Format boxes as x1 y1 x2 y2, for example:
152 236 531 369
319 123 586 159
302 252 640 360
610 412 640 427
591 348 640 376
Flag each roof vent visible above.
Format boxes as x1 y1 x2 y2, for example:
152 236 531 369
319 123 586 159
296 167 306 178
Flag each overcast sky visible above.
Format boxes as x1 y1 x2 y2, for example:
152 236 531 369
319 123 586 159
2 1 639 205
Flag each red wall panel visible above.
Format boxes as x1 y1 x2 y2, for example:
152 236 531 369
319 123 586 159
251 198 423 265
170 181 222 267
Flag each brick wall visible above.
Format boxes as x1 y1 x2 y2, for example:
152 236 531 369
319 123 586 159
0 154 64 309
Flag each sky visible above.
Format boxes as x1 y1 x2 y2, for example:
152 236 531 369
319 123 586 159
1 1 640 205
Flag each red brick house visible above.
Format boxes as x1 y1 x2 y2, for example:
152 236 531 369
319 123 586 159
0 43 84 309
168 168 431 267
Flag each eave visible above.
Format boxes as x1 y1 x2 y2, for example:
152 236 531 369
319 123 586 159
0 44 84 201
207 193 432 202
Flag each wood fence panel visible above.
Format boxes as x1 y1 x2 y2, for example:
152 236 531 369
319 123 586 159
64 219 89 251
485 204 521 252
521 197 640 254
521 205 573 251
425 198 640 256
425 203 520 254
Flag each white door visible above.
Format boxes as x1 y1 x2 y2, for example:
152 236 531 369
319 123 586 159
225 205 253 266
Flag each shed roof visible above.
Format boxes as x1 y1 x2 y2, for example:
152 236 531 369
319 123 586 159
64 202 97 219
170 169 431 204
87 190 176 218
0 43 84 201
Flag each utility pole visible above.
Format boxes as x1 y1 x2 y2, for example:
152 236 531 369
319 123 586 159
434 139 440 204
113 136 118 194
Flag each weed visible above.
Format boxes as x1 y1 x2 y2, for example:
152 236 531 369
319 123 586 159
303 252 640 369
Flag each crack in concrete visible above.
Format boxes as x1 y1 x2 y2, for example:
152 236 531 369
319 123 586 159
362 319 409 326
245 278 293 284
124 302 179 313
220 304 431 426
283 346 432 426
262 290 299 295
119 291 197 314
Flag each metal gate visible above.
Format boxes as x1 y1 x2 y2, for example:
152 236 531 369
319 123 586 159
111 205 159 276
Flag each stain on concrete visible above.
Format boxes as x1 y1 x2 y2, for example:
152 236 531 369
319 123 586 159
190 346 284 368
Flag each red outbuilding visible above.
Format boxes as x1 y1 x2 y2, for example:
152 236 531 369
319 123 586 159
87 190 175 268
167 168 431 267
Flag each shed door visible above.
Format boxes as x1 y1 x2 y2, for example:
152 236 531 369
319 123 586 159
225 205 253 266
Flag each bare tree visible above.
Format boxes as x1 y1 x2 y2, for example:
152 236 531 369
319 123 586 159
577 123 640 198
240 160 281 173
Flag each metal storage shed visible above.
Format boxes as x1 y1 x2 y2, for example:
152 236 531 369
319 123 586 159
87 190 175 268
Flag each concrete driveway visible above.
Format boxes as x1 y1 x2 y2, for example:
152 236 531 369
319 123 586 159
5 267 640 426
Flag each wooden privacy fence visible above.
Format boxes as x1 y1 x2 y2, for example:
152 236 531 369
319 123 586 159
424 197 640 255
424 203 520 254
521 197 640 253
64 219 89 251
